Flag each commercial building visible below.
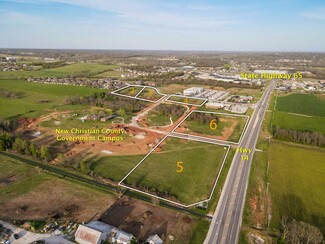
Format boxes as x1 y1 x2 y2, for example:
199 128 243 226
183 87 204 96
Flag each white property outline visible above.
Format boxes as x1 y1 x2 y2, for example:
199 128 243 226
111 85 167 103
166 94 207 107
172 110 250 145
118 134 230 208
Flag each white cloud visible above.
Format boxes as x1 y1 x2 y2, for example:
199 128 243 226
301 7 325 20
0 10 46 24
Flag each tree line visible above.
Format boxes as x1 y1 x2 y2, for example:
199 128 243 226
0 118 54 162
65 92 148 114
271 125 325 147
155 104 186 117
188 112 219 125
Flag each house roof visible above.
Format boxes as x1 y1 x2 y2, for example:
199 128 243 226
115 230 134 243
146 234 163 244
74 225 102 244
86 221 115 234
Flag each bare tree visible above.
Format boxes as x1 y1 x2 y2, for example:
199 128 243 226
283 219 323 244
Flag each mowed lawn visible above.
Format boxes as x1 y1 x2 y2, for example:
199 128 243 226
276 93 325 117
0 79 100 118
268 141 325 234
0 63 113 79
123 137 228 205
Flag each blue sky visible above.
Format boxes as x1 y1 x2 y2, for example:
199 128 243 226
0 0 324 51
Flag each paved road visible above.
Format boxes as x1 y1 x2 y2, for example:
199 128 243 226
169 132 234 147
0 219 72 244
204 80 277 244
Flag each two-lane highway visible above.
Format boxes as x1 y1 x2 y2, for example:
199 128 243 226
205 80 277 244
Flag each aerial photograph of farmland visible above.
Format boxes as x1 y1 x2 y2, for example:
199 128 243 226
0 0 324 244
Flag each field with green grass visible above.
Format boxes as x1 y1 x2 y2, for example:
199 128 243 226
176 112 248 143
122 137 228 205
167 95 206 106
268 141 325 235
276 93 325 117
271 93 325 134
0 63 114 79
115 86 143 97
0 154 50 203
137 87 165 101
272 111 325 134
90 155 145 181
0 79 101 118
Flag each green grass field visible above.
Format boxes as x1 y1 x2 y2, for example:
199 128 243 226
176 112 248 143
123 137 228 205
94 70 125 78
168 95 205 106
115 86 143 97
272 111 325 134
0 154 50 203
90 155 145 181
268 141 325 234
276 93 325 117
0 63 114 79
271 93 325 134
0 79 101 118
137 87 165 101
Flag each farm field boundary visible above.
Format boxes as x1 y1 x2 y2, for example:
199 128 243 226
111 85 167 103
166 94 207 107
172 110 250 144
118 135 230 208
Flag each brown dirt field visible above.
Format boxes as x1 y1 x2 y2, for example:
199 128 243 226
17 110 164 157
0 179 116 222
100 196 195 242
67 125 164 156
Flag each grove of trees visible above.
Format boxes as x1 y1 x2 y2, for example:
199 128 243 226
272 126 325 147
188 112 219 125
65 92 148 114
155 104 186 118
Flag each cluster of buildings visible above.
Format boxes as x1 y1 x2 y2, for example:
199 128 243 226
0 56 31 72
183 87 229 101
276 80 325 92
79 114 115 122
74 221 163 244
192 72 263 86
27 77 126 90
182 87 249 114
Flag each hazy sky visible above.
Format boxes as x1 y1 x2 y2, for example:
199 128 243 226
0 0 325 51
